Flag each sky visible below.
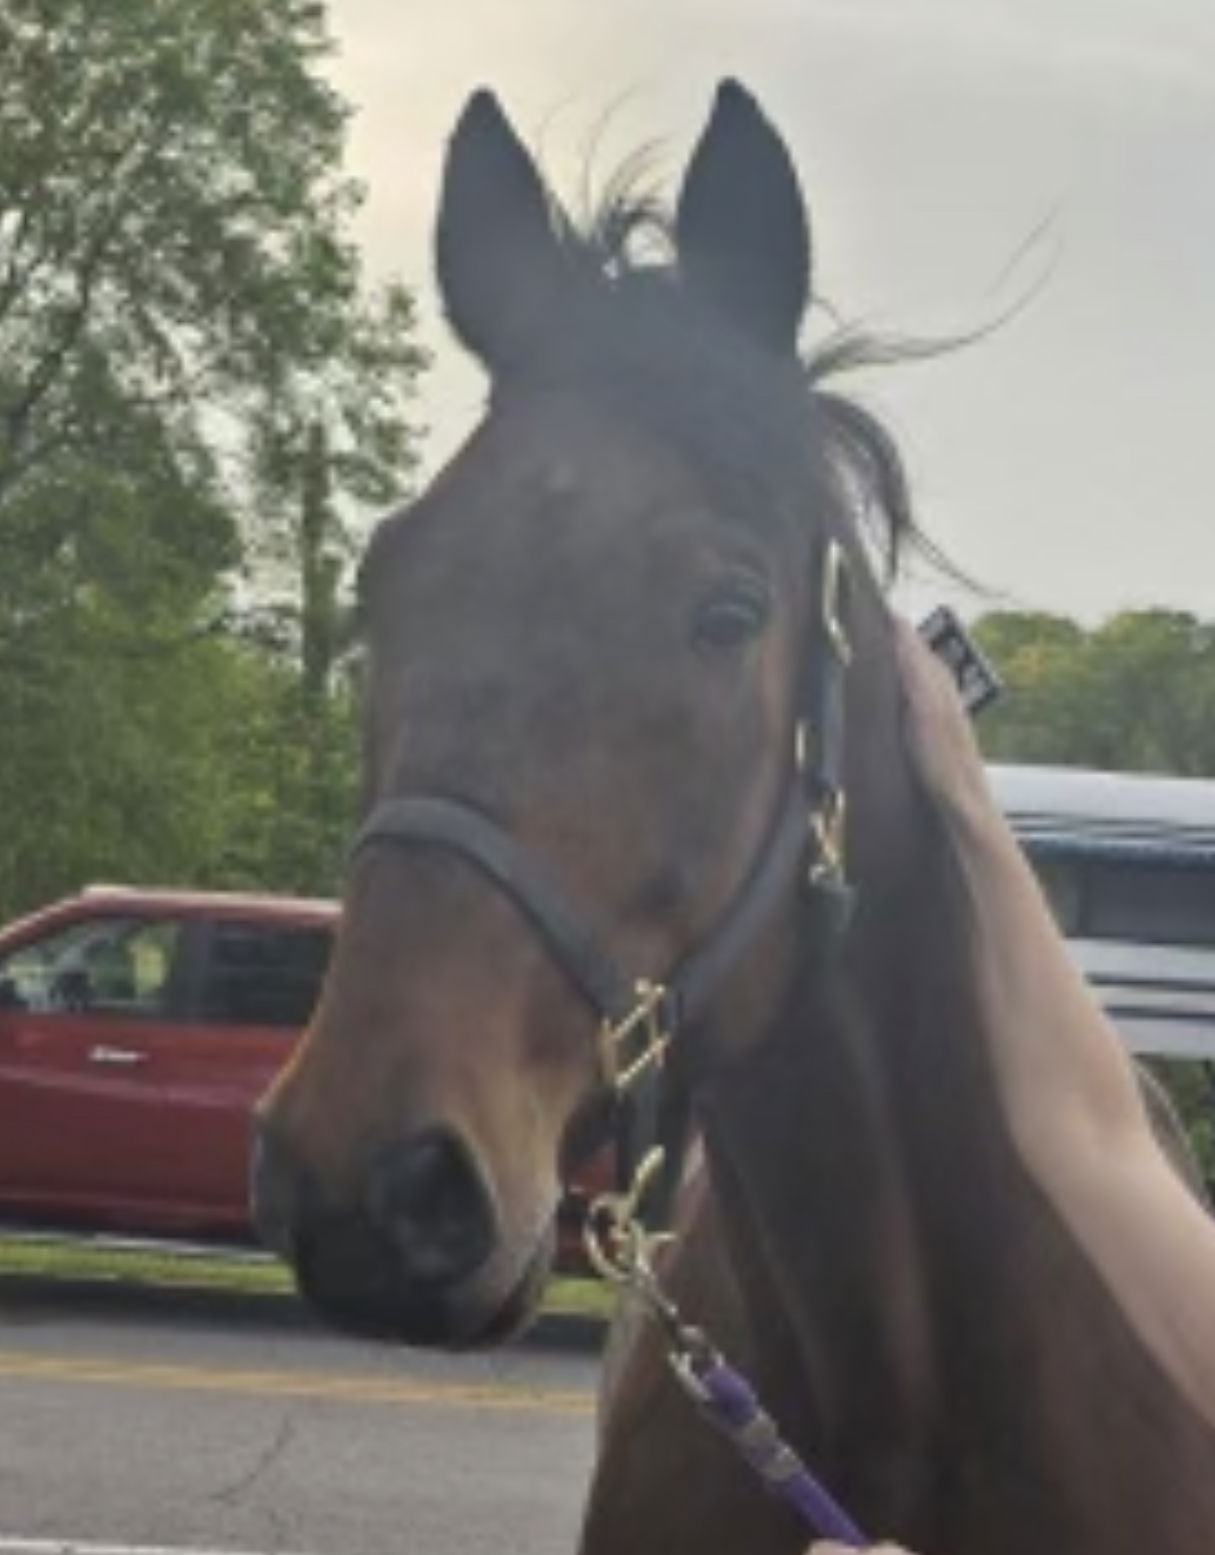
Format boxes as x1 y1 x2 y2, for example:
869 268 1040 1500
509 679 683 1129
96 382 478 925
323 0 1215 623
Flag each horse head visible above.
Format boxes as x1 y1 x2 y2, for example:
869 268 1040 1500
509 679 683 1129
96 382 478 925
253 81 909 1346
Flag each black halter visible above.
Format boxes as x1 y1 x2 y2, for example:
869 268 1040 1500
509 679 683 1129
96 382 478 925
350 540 855 1223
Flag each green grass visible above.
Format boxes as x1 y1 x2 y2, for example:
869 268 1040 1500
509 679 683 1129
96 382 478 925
0 1236 293 1293
547 1273 616 1320
0 1234 616 1320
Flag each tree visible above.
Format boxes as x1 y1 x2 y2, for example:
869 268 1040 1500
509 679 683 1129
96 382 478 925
0 0 425 916
974 609 1215 776
0 0 423 537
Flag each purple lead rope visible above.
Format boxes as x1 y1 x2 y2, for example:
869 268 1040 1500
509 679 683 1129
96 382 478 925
583 1175 868 1547
673 1347 868 1548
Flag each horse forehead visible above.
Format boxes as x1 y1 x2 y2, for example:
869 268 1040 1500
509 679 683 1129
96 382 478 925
430 395 719 548
367 391 810 692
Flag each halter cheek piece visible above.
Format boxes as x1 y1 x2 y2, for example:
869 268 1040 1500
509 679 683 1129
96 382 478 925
350 539 855 1223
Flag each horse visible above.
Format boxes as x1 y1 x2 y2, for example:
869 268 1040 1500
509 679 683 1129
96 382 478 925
252 79 1215 1552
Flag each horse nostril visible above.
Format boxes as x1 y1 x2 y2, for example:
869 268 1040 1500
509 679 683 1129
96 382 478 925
367 1127 494 1286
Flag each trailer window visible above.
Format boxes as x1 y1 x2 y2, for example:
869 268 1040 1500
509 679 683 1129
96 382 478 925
1029 855 1083 935
1086 861 1215 948
1024 850 1215 948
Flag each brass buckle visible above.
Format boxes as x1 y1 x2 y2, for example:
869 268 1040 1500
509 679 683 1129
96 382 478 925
808 788 847 884
821 540 852 665
598 979 671 1093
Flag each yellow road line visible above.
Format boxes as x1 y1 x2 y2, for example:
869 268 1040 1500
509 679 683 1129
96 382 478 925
0 1541 312 1555
0 1348 593 1415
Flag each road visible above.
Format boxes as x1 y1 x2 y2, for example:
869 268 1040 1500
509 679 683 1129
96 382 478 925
0 1282 599 1555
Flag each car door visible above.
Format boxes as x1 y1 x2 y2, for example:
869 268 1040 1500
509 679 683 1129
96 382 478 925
0 911 193 1221
122 915 333 1230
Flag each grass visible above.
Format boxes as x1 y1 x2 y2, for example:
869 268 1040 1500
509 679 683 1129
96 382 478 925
0 1232 616 1320
0 1235 293 1293
547 1272 617 1320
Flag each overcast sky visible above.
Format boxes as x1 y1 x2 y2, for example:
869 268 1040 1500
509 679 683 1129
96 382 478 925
325 0 1215 623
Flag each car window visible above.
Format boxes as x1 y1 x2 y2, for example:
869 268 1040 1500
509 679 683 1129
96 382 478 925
199 921 332 1029
0 916 184 1016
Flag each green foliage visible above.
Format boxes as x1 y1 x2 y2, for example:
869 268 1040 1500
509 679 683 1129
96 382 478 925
0 0 423 919
0 615 360 920
975 609 1215 776
1145 1060 1215 1188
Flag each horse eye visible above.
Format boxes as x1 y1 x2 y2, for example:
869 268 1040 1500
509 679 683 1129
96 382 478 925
693 585 772 651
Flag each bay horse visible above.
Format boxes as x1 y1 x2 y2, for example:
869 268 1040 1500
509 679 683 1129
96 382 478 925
253 80 1215 1552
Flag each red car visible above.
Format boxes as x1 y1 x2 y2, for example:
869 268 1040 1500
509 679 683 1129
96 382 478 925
0 886 608 1260
0 886 335 1240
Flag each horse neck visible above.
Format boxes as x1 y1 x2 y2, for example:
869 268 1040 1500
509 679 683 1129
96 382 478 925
695 593 1215 1545
695 593 949 1516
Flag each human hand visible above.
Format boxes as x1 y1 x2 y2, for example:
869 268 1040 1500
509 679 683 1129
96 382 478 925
810 1543 916 1554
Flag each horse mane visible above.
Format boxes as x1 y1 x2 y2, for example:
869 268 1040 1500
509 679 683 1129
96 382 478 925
519 170 944 583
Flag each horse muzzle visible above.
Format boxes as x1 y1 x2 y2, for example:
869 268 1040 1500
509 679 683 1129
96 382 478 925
250 1121 529 1345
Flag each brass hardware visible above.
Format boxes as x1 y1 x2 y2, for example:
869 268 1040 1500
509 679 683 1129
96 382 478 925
808 788 847 884
794 720 811 775
821 540 852 665
583 1147 666 1280
598 979 671 1092
584 1149 681 1338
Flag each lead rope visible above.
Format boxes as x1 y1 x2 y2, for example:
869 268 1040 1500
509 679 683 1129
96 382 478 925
585 1152 868 1548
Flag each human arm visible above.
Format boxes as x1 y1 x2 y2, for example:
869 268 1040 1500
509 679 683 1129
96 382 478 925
893 618 1215 1429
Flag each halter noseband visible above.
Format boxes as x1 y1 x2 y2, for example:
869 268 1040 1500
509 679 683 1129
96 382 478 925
350 539 855 1217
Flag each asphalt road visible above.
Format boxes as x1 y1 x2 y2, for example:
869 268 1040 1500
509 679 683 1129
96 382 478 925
0 1282 600 1555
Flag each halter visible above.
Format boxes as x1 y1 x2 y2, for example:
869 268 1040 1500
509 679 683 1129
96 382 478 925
350 538 855 1220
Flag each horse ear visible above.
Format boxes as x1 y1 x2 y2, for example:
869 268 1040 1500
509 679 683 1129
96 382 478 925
435 91 569 375
675 81 811 356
